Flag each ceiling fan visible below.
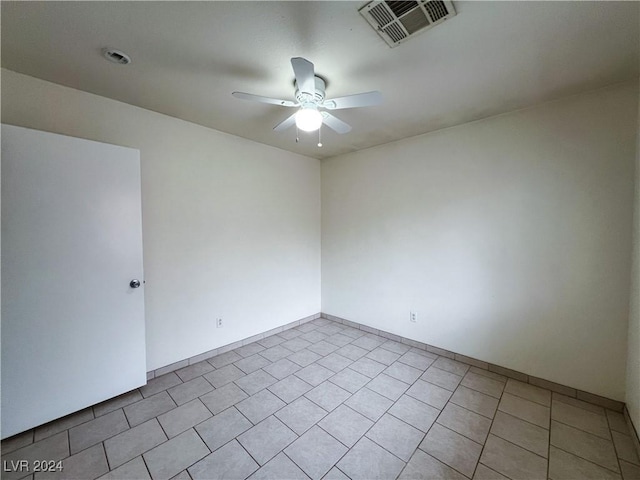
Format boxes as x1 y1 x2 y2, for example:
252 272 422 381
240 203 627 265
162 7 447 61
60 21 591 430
232 57 382 142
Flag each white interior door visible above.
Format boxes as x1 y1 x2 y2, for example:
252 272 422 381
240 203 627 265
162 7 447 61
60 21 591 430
1 124 146 438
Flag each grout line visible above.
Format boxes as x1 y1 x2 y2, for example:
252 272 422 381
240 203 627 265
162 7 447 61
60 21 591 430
605 412 627 477
123 407 132 430
280 449 314 480
140 452 154 480
63 410 135 460
480 438 548 475
424 364 464 381
623 405 640 462
550 418 613 441
480 462 515 480
334 465 351 480
100 441 111 472
446 396 496 421
325 402 400 461
149 416 171 448
301 388 336 413
467 367 508 384
494 409 549 433
314 414 373 472
445 399 496 423
551 394 607 416
364 409 427 463
470 380 506 479
234 436 264 473
494 405 551 432
65 429 71 461
610 434 630 476
502 389 552 409
550 443 623 476
447 380 501 402
363 428 421 466
432 419 484 449
418 421 478 479
547 390 552 479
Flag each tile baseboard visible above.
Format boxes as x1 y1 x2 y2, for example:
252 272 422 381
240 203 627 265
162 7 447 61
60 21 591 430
321 312 626 414
147 310 638 457
146 313 321 380
147 311 628 418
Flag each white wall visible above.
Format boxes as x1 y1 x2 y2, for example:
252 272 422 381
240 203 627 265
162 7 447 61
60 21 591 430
627 79 640 431
1 68 321 371
322 82 638 401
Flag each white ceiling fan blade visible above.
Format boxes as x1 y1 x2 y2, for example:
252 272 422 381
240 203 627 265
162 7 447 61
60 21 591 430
322 112 352 134
273 112 297 132
323 91 383 110
291 57 315 96
232 92 297 107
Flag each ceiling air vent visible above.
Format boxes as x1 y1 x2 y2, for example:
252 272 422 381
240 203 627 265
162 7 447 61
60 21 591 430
359 0 456 47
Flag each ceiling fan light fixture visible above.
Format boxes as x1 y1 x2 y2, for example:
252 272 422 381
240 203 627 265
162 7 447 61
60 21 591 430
295 107 323 132
233 57 380 138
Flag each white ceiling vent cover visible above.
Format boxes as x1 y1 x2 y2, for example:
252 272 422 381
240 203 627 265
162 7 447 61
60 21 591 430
359 0 456 47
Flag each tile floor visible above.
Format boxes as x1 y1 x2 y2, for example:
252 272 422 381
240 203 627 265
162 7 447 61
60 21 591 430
2 318 640 480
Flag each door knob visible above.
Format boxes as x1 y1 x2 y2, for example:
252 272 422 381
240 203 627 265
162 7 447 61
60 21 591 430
130 279 141 289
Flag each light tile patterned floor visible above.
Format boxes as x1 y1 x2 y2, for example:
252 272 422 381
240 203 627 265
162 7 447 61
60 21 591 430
3 318 640 480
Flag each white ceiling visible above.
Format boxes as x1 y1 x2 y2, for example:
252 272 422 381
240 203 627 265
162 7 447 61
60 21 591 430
2 1 638 160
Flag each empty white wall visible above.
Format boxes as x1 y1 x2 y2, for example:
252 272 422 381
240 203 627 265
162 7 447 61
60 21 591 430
322 82 638 401
1 68 321 371
627 79 640 431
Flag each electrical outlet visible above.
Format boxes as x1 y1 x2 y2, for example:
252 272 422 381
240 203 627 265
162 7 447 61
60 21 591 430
216 318 223 328
410 311 417 323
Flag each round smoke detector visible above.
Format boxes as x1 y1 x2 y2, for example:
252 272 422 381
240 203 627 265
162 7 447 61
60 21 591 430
102 48 131 65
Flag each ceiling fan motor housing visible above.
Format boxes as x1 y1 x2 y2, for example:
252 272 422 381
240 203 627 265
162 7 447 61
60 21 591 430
295 77 326 105
232 57 381 136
